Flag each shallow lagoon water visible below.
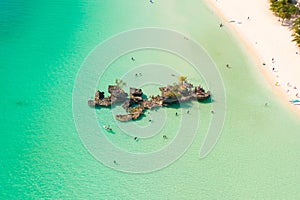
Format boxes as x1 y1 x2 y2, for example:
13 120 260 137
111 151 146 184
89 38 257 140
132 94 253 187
1 0 300 199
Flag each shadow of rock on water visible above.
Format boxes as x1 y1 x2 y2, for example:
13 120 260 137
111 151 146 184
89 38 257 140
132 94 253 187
167 102 193 109
198 96 213 104
141 94 148 100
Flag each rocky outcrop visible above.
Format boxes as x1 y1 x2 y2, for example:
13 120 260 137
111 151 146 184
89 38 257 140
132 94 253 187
193 86 211 100
142 95 163 109
88 86 128 107
95 90 105 100
130 87 143 103
88 78 210 122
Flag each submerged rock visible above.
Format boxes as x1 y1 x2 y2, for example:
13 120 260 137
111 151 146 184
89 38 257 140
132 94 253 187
108 85 128 103
115 114 133 122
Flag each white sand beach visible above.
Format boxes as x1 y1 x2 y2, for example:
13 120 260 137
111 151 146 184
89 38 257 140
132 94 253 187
206 0 300 114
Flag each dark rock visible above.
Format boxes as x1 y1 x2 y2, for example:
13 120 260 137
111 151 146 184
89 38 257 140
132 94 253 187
130 88 143 96
194 85 210 100
95 90 105 100
130 87 144 103
98 97 112 106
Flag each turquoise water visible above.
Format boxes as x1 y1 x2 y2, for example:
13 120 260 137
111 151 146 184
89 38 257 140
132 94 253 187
1 0 300 199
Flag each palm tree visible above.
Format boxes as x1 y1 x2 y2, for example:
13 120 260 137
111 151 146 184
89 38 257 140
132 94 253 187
270 0 300 46
270 0 280 14
292 27 300 46
292 17 300 31
178 75 187 85
270 0 299 25
280 1 298 24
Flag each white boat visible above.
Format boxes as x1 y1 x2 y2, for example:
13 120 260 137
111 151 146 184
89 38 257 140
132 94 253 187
289 99 300 105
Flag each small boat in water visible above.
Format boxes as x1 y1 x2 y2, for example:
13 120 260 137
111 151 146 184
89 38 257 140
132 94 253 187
103 125 112 131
